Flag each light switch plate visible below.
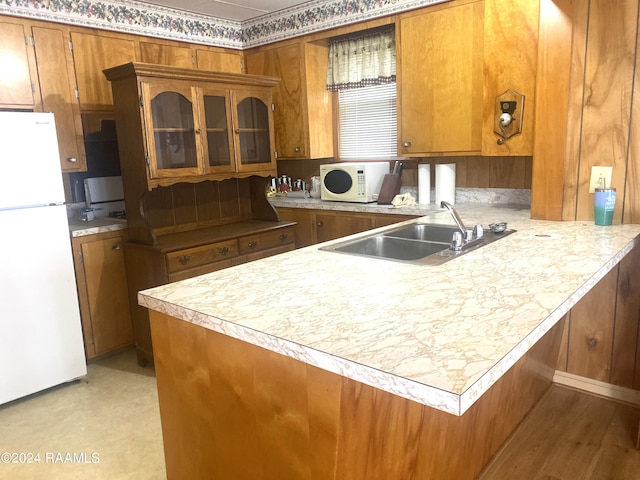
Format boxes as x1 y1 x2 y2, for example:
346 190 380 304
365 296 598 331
589 166 613 193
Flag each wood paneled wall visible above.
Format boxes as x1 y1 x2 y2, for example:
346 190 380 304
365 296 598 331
555 243 640 389
532 0 640 222
278 156 533 190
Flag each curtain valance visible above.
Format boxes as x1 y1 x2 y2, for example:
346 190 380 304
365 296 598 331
326 27 396 92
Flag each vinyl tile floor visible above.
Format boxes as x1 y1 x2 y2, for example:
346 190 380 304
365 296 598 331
0 348 166 480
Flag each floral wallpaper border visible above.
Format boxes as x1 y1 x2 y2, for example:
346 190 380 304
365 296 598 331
0 0 450 49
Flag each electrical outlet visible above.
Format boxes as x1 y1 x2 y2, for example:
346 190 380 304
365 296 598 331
589 166 613 193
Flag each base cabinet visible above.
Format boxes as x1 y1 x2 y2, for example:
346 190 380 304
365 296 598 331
276 207 419 248
125 223 295 366
71 230 134 360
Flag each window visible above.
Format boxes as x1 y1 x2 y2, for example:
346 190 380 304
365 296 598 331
338 83 397 160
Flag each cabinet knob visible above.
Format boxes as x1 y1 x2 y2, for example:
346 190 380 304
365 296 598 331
112 244 121 251
279 233 288 241
316 221 324 227
294 147 301 153
403 141 412 148
218 246 230 256
178 255 191 265
248 240 258 249
195 129 201 134
67 157 77 163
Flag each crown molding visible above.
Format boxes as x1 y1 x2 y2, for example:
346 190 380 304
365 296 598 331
0 0 450 50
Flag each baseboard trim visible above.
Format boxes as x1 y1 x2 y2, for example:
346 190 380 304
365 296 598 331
553 370 640 407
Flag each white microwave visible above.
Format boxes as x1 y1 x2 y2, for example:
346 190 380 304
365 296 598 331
320 162 389 203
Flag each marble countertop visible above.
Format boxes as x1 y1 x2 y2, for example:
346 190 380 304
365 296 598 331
69 217 128 237
137 203 640 416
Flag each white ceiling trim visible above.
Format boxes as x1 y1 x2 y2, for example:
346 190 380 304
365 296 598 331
0 0 451 50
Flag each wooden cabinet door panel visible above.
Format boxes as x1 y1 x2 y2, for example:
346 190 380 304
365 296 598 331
71 31 137 111
277 207 316 248
196 49 243 73
316 213 373 243
32 26 87 172
247 45 307 158
80 234 133 357
399 2 483 154
0 21 36 108
140 41 194 68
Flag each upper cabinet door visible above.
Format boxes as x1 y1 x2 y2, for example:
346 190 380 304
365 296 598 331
0 21 37 109
70 31 137 111
399 2 484 155
142 81 202 178
139 41 194 68
232 90 276 173
195 49 243 74
245 42 334 160
200 87 235 174
31 26 87 172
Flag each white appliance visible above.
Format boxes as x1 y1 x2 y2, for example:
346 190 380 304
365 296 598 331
0 112 87 405
320 162 389 203
84 176 125 218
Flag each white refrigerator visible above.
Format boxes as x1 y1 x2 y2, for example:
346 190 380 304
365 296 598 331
0 112 87 405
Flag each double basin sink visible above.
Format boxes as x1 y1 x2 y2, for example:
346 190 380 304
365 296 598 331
320 222 514 266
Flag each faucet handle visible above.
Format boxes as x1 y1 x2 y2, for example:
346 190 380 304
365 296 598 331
473 224 484 239
451 231 463 251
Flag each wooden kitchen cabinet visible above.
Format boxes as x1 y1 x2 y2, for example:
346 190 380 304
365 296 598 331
70 31 137 111
105 62 277 188
31 26 87 172
72 230 133 360
0 18 87 172
277 207 419 248
124 222 295 366
195 48 243 73
139 40 194 68
245 41 334 159
0 21 38 109
398 0 484 155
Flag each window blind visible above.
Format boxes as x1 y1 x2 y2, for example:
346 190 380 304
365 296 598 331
338 83 397 160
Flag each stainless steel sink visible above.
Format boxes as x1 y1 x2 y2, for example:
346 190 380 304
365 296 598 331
381 223 460 243
328 235 450 261
320 222 515 265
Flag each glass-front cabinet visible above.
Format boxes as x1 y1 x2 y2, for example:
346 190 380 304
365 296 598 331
140 79 276 181
143 82 201 178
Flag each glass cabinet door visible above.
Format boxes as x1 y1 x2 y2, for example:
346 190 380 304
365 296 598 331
200 88 234 174
142 82 202 178
232 90 276 173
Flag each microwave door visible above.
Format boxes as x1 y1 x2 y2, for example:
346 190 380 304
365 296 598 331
323 169 353 195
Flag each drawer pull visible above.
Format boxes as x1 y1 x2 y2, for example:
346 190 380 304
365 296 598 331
248 240 258 249
279 233 288 241
178 255 191 265
218 246 230 256
112 244 121 251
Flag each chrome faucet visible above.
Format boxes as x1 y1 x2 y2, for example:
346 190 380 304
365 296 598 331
440 201 467 236
440 201 483 250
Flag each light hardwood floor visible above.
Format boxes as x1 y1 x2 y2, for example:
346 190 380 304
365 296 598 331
0 348 166 480
478 385 640 480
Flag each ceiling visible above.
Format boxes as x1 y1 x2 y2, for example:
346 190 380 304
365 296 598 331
138 0 312 22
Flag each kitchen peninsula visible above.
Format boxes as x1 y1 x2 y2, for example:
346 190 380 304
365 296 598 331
139 203 640 479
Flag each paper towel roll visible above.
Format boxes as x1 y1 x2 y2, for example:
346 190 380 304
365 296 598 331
418 164 430 205
435 163 456 206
